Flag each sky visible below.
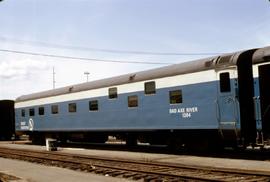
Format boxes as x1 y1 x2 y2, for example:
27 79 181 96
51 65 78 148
0 0 270 100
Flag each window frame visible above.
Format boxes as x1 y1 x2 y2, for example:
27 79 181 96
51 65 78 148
38 107 45 116
169 90 183 104
108 87 118 99
68 103 77 113
219 72 231 93
21 109 25 117
144 81 156 95
29 108 35 116
51 105 59 114
89 100 99 111
128 95 138 108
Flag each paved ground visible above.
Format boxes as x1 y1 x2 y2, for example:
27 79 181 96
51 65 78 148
0 141 270 181
0 142 131 182
0 157 131 182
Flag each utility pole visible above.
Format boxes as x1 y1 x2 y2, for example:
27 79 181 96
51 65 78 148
53 67 56 89
84 71 90 82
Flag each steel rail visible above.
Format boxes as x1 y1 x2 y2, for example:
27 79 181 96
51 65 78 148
0 147 269 181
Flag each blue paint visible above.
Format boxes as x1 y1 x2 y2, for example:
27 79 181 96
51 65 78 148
253 77 262 130
15 81 221 132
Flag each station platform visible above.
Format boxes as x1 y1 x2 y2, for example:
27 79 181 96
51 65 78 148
0 141 270 181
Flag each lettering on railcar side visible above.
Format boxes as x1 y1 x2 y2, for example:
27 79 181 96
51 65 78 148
169 107 199 119
20 121 29 130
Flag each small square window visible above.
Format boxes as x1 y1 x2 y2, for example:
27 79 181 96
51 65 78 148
51 105 59 114
68 103 77 113
21 109 25 117
38 107 45 115
29 108 35 116
169 90 182 104
145 81 156 95
128 95 138 107
89 100 98 111
109 87 118 99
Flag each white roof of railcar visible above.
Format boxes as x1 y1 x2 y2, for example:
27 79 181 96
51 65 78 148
15 46 270 102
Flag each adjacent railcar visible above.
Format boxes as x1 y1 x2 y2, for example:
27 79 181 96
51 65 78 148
0 100 15 140
14 46 270 148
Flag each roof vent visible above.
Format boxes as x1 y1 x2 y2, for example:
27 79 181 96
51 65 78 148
217 55 232 65
129 74 136 81
68 86 74 92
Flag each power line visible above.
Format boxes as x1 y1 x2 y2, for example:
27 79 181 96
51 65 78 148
0 36 224 56
0 49 172 65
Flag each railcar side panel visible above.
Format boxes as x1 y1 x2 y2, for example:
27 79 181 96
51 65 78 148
15 81 219 132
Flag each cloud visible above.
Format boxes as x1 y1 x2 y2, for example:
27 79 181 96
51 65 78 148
0 59 49 79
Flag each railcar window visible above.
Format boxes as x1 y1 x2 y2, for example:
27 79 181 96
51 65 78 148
128 95 138 107
109 87 118 99
89 100 98 111
29 108 35 116
38 107 45 115
21 109 25 117
169 90 182 104
51 105 59 114
145 81 156 95
68 103 77 113
220 72 231 92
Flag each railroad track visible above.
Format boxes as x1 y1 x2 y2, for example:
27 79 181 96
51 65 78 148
0 147 269 181
0 172 20 182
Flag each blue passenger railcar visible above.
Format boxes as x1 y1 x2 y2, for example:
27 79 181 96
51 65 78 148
15 46 270 148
